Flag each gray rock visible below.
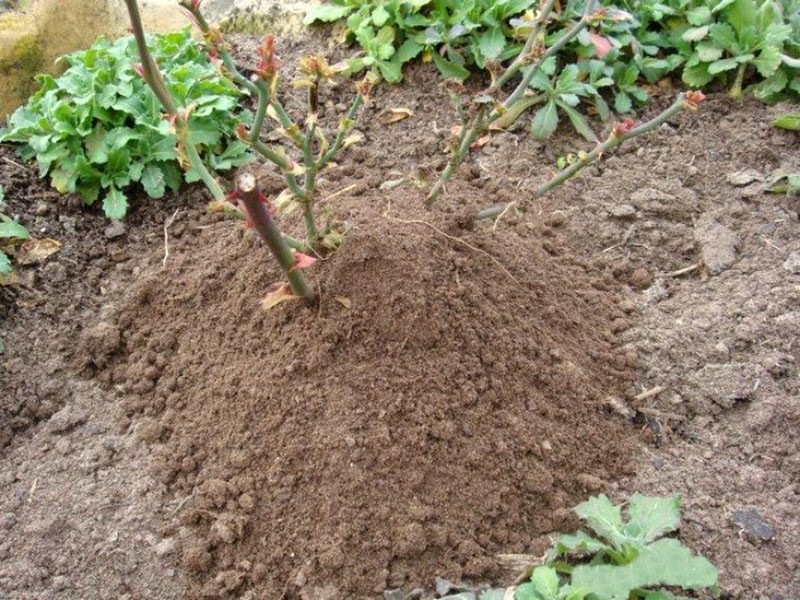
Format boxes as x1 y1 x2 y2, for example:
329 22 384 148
732 508 775 543
726 169 764 186
694 214 738 274
609 203 637 219
155 537 178 557
782 251 800 274
104 221 127 240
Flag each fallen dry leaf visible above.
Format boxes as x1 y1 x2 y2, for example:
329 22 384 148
16 238 61 265
334 296 352 309
380 107 413 125
261 283 301 311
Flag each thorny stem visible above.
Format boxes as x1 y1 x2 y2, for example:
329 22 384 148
475 94 690 221
491 0 557 91
235 173 314 302
271 101 305 148
426 0 596 205
425 106 487 205
319 94 363 168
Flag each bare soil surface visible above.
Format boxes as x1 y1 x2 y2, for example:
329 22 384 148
1 31 798 600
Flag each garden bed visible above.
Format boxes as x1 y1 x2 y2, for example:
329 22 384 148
0 31 798 600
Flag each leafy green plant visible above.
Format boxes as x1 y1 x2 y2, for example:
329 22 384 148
304 0 538 82
0 28 252 219
424 0 707 211
122 0 369 304
680 0 798 98
534 494 719 599
0 184 29 276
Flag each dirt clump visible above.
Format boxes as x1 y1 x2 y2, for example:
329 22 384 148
97 190 636 597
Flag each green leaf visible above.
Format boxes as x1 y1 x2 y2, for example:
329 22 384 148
377 59 403 82
772 114 800 130
709 23 738 52
479 27 506 60
531 566 560 598
0 251 11 275
708 57 741 74
686 6 712 25
0 218 30 240
573 495 624 545
141 164 166 198
696 43 723 62
682 26 709 42
303 4 351 25
103 187 128 220
753 45 782 77
531 100 559 140
626 494 681 543
614 92 633 114
393 39 424 64
728 0 758 37
682 63 714 86
571 539 719 599
558 103 597 142
432 52 471 80
371 5 390 27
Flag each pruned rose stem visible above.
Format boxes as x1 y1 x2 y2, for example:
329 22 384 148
235 173 314 302
474 93 692 222
425 0 598 206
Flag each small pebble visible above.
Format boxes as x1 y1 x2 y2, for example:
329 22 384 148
104 221 127 240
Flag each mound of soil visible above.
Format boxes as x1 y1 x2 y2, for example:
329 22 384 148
88 189 636 597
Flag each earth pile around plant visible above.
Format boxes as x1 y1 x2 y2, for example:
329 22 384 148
87 191 638 597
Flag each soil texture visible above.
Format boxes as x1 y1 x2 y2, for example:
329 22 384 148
1 30 798 600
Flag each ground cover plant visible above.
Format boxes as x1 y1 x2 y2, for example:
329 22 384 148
0 29 252 219
422 0 707 205
306 0 800 109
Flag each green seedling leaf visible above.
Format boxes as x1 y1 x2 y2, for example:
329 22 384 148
531 101 559 140
772 114 800 130
571 538 719 599
0 252 11 276
103 187 128 220
626 494 681 543
573 495 625 546
432 52 471 80
479 26 506 60
0 218 30 241
141 164 166 198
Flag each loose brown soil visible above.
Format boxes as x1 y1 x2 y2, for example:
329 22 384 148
1 31 798 600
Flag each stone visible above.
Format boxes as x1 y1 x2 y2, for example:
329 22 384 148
732 508 775 543
609 203 637 219
782 251 800 274
726 169 764 187
694 213 738 274
201 0 324 35
104 221 127 240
